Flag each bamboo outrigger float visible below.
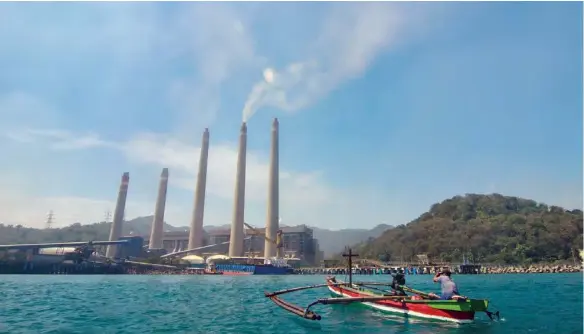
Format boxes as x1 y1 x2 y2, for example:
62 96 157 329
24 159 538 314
264 248 500 324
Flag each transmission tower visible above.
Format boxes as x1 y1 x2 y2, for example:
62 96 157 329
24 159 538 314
104 210 112 223
45 210 54 229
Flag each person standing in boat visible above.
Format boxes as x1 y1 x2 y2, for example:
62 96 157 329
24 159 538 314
428 270 465 300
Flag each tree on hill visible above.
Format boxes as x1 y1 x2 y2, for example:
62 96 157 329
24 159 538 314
357 193 583 265
0 217 177 245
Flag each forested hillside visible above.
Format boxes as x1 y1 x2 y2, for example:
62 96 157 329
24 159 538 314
0 217 389 256
0 218 185 245
358 194 583 264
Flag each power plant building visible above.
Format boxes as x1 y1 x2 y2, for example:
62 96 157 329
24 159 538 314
143 226 321 265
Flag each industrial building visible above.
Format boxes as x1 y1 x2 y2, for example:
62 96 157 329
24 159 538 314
143 225 322 265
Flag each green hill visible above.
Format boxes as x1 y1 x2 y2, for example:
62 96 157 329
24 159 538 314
0 217 390 257
357 193 583 264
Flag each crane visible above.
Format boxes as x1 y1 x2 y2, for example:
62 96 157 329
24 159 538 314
243 222 284 258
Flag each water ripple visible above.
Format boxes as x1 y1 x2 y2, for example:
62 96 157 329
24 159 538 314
0 274 581 334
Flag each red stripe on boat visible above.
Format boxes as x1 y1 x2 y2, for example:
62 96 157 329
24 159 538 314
327 280 474 322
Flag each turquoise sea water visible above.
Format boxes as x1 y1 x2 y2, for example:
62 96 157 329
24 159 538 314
0 274 582 334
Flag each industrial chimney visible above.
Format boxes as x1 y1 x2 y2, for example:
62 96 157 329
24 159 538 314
188 128 210 250
106 172 130 258
264 118 280 259
228 122 247 257
149 168 169 249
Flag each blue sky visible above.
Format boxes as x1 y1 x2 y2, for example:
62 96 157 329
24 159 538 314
0 2 581 229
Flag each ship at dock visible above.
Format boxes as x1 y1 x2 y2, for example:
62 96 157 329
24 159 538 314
213 257 295 275
174 238 298 276
209 223 296 275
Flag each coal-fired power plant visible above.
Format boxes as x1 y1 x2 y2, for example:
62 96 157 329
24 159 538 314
106 172 130 258
228 122 248 257
149 168 169 250
103 118 282 260
188 128 210 250
264 118 280 259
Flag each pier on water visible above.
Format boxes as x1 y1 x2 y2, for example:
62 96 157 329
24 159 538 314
0 261 126 275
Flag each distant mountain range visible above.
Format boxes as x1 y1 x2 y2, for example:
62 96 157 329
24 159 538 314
121 216 392 257
0 215 391 258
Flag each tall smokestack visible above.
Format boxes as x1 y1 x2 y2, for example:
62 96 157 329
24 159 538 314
106 172 130 258
264 118 280 259
149 168 169 249
188 128 210 250
229 122 247 257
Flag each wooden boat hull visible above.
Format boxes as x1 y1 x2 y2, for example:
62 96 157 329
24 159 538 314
326 277 479 324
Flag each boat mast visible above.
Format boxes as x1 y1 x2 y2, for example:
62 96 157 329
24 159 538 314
342 247 359 287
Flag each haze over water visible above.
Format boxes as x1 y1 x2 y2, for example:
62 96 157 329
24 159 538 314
0 274 581 334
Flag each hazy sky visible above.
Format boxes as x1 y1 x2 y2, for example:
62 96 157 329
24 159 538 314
0 2 581 229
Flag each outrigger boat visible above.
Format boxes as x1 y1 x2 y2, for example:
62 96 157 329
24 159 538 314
265 248 500 324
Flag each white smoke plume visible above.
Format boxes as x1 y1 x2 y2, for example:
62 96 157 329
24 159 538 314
242 3 408 122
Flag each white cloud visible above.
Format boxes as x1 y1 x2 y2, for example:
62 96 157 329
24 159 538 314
164 3 262 134
0 92 60 130
0 3 423 230
0 192 188 230
172 3 258 85
1 127 389 230
242 3 408 121
121 132 333 206
0 3 261 136
4 128 110 150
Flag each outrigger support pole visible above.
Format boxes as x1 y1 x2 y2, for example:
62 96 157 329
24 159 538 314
399 285 431 298
265 283 335 298
265 282 401 298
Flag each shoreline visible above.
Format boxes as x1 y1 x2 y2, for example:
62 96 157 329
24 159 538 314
295 263 583 275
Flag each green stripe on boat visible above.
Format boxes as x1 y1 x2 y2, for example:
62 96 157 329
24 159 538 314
405 299 489 312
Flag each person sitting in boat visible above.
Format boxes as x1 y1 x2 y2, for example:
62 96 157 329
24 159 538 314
428 270 466 301
390 272 407 296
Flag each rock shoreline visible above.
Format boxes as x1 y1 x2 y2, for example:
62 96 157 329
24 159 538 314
295 264 583 275
483 264 582 274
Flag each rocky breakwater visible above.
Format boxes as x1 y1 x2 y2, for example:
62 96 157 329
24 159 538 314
484 264 583 274
295 263 583 275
